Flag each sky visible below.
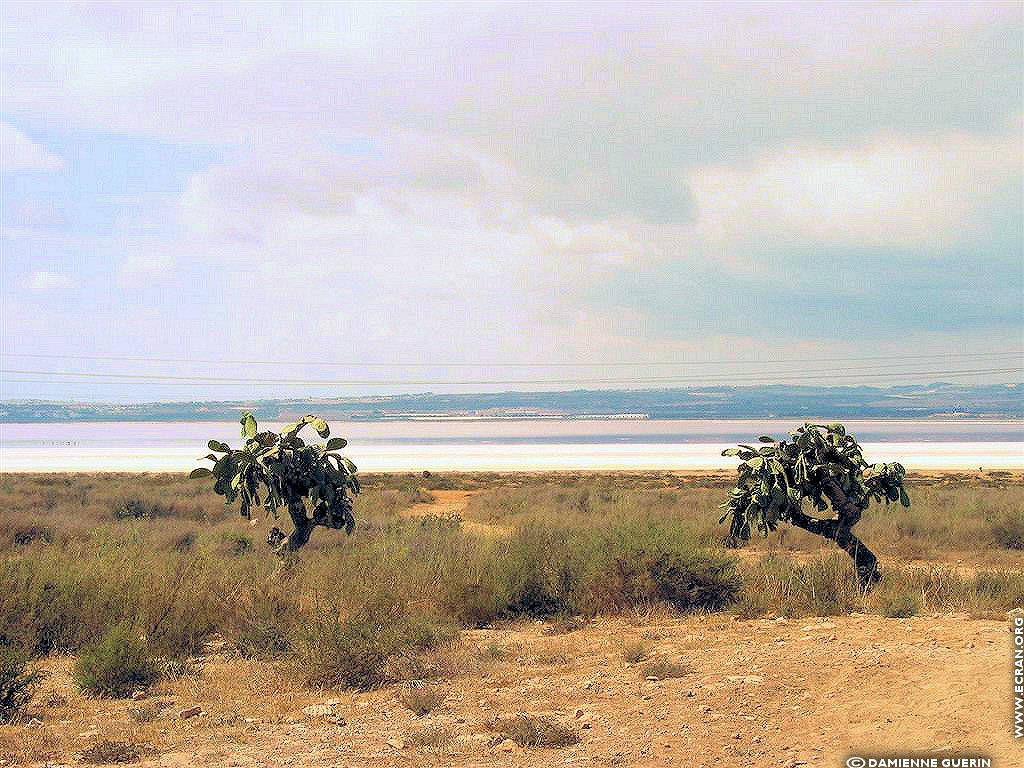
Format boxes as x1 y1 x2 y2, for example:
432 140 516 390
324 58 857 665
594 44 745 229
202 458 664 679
0 0 1022 402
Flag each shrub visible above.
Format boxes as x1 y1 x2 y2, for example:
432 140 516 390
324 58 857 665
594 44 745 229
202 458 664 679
440 582 505 628
574 521 742 615
159 657 201 681
408 725 454 749
218 531 253 556
295 597 456 690
642 659 691 679
399 683 446 716
737 555 862 618
494 521 741 620
232 582 299 659
990 512 1024 550
0 645 42 719
500 523 580 617
170 531 197 552
129 703 160 723
74 624 159 698
492 714 580 748
114 499 171 520
621 641 649 664
80 739 143 764
880 592 921 618
12 525 53 546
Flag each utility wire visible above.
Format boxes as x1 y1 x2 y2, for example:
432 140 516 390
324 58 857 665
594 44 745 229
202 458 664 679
1 350 1020 368
2 366 1020 387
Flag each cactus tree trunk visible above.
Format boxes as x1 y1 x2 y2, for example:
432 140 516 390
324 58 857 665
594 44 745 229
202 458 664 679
787 507 881 588
272 499 314 554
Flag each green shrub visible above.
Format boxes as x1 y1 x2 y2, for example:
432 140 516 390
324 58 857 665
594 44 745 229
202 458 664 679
231 581 299 658
295 597 456 690
12 525 53 546
218 531 254 556
493 520 741 620
499 523 580 617
440 581 506 627
737 555 862 618
113 499 171 520
880 592 921 618
990 512 1024 550
74 624 159 698
0 645 42 718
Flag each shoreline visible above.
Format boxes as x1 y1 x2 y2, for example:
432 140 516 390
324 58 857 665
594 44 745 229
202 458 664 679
2 468 1021 480
2 416 1023 426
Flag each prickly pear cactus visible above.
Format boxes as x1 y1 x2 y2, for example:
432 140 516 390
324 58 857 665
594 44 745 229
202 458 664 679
191 412 359 554
720 423 909 586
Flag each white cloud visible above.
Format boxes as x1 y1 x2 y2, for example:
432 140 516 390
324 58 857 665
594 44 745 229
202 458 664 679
687 131 1021 250
0 122 63 172
0 1 1019 379
27 270 73 290
168 135 659 362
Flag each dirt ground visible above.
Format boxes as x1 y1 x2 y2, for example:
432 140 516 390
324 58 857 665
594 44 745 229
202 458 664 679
4 488 1021 767
5 612 1018 768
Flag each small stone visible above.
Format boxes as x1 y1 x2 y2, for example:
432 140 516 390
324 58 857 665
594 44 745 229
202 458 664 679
386 738 406 750
178 706 202 719
574 708 585 719
497 739 517 753
27 717 43 727
130 690 147 701
645 675 660 681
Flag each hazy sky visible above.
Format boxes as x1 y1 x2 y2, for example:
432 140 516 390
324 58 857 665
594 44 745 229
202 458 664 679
1 1 1021 401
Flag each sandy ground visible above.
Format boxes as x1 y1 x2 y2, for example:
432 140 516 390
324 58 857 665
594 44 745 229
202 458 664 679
4 613 1019 768
4 487 1021 767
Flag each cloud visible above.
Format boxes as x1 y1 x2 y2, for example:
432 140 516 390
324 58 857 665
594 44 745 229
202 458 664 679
0 0 1020 390
687 131 1021 250
0 121 63 172
26 270 73 290
171 136 654 362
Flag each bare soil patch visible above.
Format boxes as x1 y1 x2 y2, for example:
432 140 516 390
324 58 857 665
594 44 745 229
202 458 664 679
3 613 1016 767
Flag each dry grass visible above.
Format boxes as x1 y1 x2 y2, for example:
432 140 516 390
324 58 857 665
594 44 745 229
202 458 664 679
641 659 692 679
407 724 455 749
621 641 650 664
492 714 580 748
79 738 144 764
0 470 1020 738
398 683 447 716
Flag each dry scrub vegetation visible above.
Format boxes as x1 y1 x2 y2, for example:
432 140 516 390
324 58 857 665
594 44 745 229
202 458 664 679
0 471 1021 765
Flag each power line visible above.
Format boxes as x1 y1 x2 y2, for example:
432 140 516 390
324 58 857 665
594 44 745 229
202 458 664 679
2 358 1003 381
0 350 1020 369
2 366 1020 387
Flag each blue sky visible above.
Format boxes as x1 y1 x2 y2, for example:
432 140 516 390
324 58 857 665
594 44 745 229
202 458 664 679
0 1 1021 401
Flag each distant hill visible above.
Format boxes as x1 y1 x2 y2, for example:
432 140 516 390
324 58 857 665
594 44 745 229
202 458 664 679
1 382 1021 422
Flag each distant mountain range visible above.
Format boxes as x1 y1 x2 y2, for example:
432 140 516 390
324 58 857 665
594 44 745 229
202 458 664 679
1 383 1021 422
